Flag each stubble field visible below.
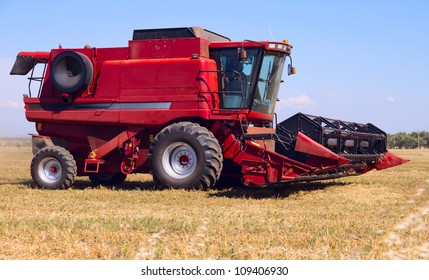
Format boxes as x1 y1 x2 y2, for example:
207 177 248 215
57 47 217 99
0 145 428 260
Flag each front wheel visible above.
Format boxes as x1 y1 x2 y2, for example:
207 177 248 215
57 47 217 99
30 146 77 189
148 122 223 190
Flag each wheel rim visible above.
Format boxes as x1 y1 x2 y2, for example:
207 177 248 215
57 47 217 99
162 142 197 179
38 157 62 184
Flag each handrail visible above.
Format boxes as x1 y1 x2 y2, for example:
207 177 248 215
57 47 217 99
27 58 47 97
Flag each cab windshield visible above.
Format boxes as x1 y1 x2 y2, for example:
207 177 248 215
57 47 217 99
252 51 286 115
211 47 286 115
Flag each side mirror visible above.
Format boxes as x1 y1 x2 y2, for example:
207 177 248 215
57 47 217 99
288 64 296 75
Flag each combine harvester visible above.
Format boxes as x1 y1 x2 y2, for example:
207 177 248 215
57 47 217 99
10 27 408 189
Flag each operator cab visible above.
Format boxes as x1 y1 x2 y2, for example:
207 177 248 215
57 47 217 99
210 41 293 116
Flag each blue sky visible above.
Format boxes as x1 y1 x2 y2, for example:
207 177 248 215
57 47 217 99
1 0 428 136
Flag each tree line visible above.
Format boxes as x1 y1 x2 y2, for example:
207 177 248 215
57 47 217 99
387 131 429 149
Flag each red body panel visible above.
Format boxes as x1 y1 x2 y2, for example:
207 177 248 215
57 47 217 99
25 46 222 127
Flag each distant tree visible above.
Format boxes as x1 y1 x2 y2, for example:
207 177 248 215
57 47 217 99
387 131 429 149
421 131 429 148
405 135 418 149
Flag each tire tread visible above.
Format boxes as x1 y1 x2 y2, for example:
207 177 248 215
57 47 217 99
148 122 223 190
31 146 77 189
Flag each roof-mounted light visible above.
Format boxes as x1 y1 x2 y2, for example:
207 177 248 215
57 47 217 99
267 42 290 52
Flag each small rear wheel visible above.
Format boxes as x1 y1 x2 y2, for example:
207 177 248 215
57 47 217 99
31 146 76 189
89 172 127 187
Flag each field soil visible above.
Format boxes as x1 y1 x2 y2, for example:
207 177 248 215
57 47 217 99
0 146 428 259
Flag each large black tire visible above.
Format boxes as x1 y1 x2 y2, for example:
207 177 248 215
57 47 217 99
89 172 127 187
30 146 77 189
50 51 93 94
148 122 223 190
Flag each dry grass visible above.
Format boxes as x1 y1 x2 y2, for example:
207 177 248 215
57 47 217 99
0 146 428 260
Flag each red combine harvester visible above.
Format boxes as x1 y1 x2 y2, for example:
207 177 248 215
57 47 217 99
10 27 408 189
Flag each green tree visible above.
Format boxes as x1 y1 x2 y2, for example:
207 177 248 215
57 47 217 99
387 131 429 149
